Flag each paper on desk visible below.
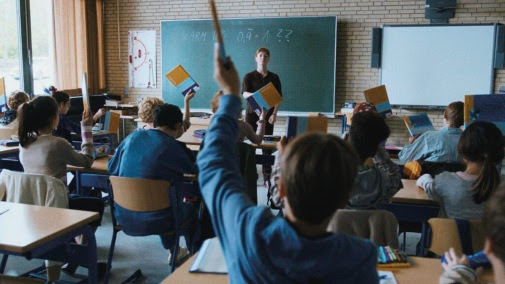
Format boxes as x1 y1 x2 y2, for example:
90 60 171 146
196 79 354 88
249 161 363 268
378 270 398 284
189 238 227 274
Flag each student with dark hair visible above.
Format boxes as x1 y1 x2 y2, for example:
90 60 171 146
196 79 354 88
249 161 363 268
137 91 194 130
417 121 504 219
52 90 105 143
108 102 197 264
18 96 105 276
347 111 402 209
439 182 505 284
196 44 378 282
399 101 464 164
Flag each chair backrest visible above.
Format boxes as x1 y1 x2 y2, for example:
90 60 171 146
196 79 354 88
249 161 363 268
109 176 171 212
0 169 68 208
419 161 466 177
101 111 120 133
427 218 485 256
327 209 400 249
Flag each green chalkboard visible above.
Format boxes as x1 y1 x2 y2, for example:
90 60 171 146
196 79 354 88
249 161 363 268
161 16 337 115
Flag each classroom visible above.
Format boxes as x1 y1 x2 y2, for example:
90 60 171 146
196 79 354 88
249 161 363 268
1 0 505 283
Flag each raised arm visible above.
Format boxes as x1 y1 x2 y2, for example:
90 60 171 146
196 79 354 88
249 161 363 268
197 44 255 240
183 91 196 131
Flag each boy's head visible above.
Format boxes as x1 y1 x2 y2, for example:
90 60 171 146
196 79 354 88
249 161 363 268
280 133 359 224
349 111 390 163
8 91 30 111
444 101 464 128
51 91 71 115
154 103 183 133
484 181 505 264
138 97 164 124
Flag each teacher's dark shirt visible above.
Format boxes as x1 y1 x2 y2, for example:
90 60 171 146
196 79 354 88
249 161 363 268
242 70 282 114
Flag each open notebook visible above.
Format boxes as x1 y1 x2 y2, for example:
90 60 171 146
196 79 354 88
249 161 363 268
189 238 227 274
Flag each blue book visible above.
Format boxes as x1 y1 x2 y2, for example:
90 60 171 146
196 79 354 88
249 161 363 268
464 94 505 136
402 113 435 137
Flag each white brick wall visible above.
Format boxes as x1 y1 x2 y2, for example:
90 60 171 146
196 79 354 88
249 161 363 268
103 0 505 145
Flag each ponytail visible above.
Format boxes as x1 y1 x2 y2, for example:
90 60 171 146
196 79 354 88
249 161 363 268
18 103 37 147
472 156 501 203
459 121 504 204
17 96 59 148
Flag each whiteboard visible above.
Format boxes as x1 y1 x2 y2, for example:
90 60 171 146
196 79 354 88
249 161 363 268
380 25 496 107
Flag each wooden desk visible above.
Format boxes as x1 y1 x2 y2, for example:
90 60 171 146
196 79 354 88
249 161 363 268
392 179 437 206
0 202 99 282
0 146 22 171
180 125 277 151
0 145 19 157
162 255 493 284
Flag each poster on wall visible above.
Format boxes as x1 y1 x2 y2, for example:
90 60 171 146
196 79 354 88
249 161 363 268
128 30 156 88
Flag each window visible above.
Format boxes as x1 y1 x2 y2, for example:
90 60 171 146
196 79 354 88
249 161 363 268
0 0 21 94
30 0 55 95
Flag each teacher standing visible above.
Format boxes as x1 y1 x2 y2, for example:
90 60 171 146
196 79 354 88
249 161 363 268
242 47 282 187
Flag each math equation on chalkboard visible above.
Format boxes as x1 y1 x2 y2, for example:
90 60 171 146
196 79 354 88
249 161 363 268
182 28 293 43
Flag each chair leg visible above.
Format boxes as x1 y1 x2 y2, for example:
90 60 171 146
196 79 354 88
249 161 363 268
104 228 119 284
0 254 8 273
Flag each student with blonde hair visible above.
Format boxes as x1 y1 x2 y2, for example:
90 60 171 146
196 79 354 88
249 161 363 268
0 90 29 126
138 91 194 130
399 101 464 164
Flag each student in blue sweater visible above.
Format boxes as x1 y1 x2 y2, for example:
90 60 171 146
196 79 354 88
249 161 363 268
108 103 197 264
196 44 378 283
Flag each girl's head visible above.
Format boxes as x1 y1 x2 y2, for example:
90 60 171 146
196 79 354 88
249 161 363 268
51 91 71 115
18 96 59 147
8 91 30 111
444 101 464 128
210 90 224 113
138 97 164 125
458 121 504 203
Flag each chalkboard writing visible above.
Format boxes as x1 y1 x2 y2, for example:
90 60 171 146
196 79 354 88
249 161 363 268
161 16 337 115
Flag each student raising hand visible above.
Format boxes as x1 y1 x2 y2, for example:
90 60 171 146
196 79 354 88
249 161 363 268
213 43 240 96
82 108 94 126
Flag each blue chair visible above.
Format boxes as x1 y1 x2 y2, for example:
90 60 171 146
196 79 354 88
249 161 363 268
104 176 199 283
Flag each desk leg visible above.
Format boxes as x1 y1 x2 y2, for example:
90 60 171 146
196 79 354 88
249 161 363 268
83 225 98 284
75 171 81 196
122 118 125 140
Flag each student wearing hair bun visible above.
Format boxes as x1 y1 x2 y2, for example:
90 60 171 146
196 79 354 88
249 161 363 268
417 121 504 219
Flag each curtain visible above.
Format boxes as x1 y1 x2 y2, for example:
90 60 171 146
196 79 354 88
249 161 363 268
52 0 105 95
